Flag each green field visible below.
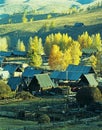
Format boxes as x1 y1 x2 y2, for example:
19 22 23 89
0 8 102 49
0 97 102 130
0 8 102 33
0 117 102 130
0 98 102 130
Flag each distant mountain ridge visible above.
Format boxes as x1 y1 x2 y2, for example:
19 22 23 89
0 0 102 19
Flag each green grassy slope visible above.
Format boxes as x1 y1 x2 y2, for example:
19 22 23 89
0 8 102 49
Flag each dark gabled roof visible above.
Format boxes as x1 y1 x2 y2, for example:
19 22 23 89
57 71 67 80
80 74 98 87
8 77 22 90
66 64 95 74
50 70 61 79
12 51 26 57
4 64 22 74
0 51 12 57
57 71 82 81
22 66 43 78
56 64 95 81
34 74 55 88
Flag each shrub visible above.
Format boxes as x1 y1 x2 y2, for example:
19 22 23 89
76 87 102 107
15 91 34 100
0 80 12 99
38 114 50 124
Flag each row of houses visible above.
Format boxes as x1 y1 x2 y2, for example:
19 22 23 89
50 64 98 88
0 64 55 94
0 63 98 94
0 51 99 95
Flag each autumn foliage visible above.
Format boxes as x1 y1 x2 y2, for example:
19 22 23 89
44 32 102 70
45 32 82 70
2 31 101 71
28 36 44 67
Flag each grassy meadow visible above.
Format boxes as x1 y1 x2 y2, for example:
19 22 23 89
0 117 102 130
0 98 102 130
0 8 102 48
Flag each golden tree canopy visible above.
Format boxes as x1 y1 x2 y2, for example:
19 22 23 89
28 36 44 67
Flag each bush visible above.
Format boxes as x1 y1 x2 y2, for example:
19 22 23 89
76 87 102 107
38 114 50 124
15 91 34 100
98 86 102 93
0 80 12 99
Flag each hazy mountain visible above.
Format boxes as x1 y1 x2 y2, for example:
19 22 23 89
0 0 102 19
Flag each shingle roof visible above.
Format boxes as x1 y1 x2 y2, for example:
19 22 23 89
22 66 43 78
35 74 55 88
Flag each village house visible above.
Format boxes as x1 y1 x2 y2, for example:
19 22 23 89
7 77 27 91
50 64 96 91
78 74 98 87
50 64 95 81
3 64 22 77
22 66 43 79
28 73 55 94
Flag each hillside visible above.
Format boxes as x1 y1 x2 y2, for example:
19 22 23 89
0 7 102 49
0 0 102 19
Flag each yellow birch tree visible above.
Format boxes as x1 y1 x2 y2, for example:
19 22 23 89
69 41 82 65
49 45 63 70
89 55 97 69
91 33 102 51
28 36 44 67
78 31 92 49
0 37 8 51
16 39 25 51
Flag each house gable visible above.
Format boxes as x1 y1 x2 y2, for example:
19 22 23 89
4 64 22 76
28 74 55 92
8 77 26 91
78 74 98 87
